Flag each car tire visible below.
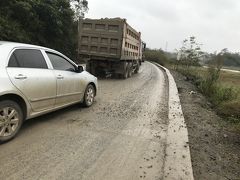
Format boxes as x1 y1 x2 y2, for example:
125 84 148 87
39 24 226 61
83 84 95 107
0 100 23 143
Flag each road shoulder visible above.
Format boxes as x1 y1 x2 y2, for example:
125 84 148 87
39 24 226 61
153 63 194 180
171 70 240 180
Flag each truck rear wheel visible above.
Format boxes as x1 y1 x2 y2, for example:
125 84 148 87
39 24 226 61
128 63 132 77
123 68 128 79
87 61 97 76
134 61 140 73
121 61 128 79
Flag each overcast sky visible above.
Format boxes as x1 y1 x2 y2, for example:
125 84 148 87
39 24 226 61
86 0 240 53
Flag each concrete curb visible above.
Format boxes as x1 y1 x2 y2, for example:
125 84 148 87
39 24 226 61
153 63 194 180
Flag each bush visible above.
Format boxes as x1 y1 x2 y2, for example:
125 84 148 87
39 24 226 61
175 65 240 123
215 86 237 102
198 78 237 106
198 80 216 97
144 48 168 66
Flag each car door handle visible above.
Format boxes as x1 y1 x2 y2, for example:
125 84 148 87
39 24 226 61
57 75 64 79
14 74 27 80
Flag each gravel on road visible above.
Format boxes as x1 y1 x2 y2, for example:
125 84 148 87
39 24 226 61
0 62 169 180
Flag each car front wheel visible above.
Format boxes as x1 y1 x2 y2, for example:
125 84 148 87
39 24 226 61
0 100 23 143
83 84 95 107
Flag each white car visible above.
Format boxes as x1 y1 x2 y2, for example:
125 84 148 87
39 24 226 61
0 41 97 142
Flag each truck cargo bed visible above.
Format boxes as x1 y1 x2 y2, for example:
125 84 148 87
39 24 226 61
78 18 144 78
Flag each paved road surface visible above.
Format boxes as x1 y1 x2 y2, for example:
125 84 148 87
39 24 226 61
0 62 169 180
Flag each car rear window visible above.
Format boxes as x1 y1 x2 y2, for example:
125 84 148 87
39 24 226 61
46 52 76 71
8 53 19 67
8 49 48 69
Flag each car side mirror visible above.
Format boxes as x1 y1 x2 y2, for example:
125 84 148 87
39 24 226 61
77 65 84 73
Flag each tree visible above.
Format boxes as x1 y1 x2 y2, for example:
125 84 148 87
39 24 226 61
0 0 88 60
70 0 89 61
70 0 88 20
207 49 227 84
207 48 240 68
177 36 203 68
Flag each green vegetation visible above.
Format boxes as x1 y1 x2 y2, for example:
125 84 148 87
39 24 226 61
171 37 240 124
174 45 240 124
176 36 203 68
144 48 169 66
144 37 239 124
207 50 240 68
0 0 88 60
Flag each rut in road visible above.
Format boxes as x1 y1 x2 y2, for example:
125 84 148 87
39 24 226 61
0 62 169 180
76 62 169 180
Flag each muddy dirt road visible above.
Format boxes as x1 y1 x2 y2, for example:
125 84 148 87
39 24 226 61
0 62 169 180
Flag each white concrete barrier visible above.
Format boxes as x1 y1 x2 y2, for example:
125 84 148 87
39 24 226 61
153 62 194 180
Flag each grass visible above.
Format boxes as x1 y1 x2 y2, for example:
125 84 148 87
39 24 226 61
219 71 240 88
222 66 240 71
174 65 240 124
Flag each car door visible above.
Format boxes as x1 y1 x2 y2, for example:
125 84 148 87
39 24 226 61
45 51 84 107
6 48 57 112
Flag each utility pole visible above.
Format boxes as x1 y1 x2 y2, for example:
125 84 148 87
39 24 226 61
165 41 168 52
77 17 80 62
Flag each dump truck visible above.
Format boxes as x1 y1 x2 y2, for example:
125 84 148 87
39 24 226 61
78 18 146 78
